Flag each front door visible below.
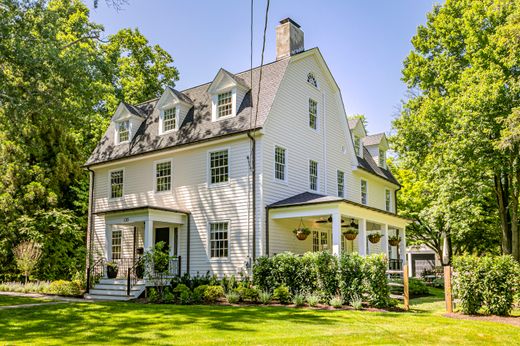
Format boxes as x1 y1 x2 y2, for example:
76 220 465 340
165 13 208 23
155 227 170 253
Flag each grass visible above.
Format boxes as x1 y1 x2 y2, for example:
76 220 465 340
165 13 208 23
0 288 518 345
0 295 50 306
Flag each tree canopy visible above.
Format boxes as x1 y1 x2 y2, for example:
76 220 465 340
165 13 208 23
0 0 178 279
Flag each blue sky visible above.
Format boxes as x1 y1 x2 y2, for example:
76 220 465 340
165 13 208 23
87 0 439 135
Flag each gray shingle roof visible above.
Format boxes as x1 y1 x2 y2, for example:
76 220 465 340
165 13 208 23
123 102 146 118
85 57 290 166
363 133 385 146
268 192 343 208
358 147 400 186
168 87 193 105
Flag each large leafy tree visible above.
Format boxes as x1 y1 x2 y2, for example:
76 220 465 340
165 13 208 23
393 0 519 261
0 0 178 279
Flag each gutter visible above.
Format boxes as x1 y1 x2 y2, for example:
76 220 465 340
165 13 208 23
247 131 257 264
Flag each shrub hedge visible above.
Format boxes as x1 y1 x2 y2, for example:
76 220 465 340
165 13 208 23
453 255 520 316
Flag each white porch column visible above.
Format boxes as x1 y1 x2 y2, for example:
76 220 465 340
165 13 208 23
357 218 367 256
331 210 341 256
400 228 407 266
105 224 111 260
382 224 389 259
144 218 153 252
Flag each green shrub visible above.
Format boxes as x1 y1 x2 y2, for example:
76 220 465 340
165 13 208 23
204 285 224 303
408 278 429 298
315 252 339 299
431 278 444 289
259 290 272 305
225 291 240 304
292 293 305 307
338 253 364 302
350 294 363 310
192 284 208 303
329 295 343 308
306 293 320 307
0 281 51 294
363 254 391 308
148 287 160 303
48 280 82 296
163 288 175 304
273 284 291 304
453 256 486 315
179 290 191 305
236 286 260 302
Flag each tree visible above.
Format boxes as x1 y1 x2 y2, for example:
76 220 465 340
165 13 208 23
393 0 519 260
0 0 179 278
13 241 43 283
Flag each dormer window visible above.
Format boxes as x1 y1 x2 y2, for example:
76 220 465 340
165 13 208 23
307 73 318 88
161 107 177 134
217 91 233 118
379 149 386 168
117 121 129 144
354 136 361 156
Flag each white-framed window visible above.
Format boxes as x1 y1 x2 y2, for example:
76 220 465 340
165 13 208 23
209 222 229 258
110 169 124 199
337 170 345 198
385 189 392 212
217 91 233 118
312 230 329 252
309 98 318 130
307 72 318 88
162 107 177 133
361 179 368 205
309 160 318 191
209 149 229 185
354 136 361 156
379 149 386 168
155 161 172 192
274 146 287 182
111 229 122 260
117 120 129 143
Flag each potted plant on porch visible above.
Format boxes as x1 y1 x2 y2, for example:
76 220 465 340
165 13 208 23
342 227 358 240
293 218 311 240
367 232 383 244
388 235 401 246
106 261 118 279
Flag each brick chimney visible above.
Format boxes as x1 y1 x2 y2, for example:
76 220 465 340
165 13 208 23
276 18 304 60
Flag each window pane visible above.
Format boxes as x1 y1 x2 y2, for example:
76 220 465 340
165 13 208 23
386 190 391 211
361 180 367 205
217 92 233 118
337 170 344 198
210 222 229 258
275 146 286 181
309 160 318 191
156 161 172 192
112 230 122 260
210 150 229 184
110 170 124 198
313 231 320 252
118 121 129 143
309 99 317 129
163 108 176 132
307 73 318 88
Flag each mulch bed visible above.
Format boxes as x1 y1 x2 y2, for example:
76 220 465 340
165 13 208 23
444 312 520 327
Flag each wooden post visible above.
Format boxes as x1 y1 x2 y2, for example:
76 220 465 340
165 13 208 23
403 264 409 311
444 265 453 313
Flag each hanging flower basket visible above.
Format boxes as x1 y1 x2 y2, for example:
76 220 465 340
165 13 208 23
368 232 382 244
342 227 358 240
388 235 401 246
293 218 311 241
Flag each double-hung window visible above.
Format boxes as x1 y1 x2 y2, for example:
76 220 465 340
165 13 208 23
118 121 129 143
111 230 122 260
309 99 318 130
210 222 229 258
361 179 368 205
312 231 329 252
337 170 345 198
217 91 233 118
110 170 124 199
274 146 287 182
385 189 392 212
156 161 172 192
210 150 229 184
309 160 318 191
163 107 176 132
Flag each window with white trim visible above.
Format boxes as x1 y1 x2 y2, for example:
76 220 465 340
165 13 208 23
210 222 229 258
110 170 124 199
379 149 386 168
312 231 329 252
217 91 232 118
274 146 287 182
385 189 392 212
156 161 172 192
307 73 318 88
361 179 368 205
111 230 122 260
337 170 345 198
163 107 177 132
309 160 318 191
309 99 318 130
209 150 229 184
118 121 129 143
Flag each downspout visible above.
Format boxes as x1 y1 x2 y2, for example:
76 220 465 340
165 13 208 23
394 185 401 214
186 213 190 274
247 132 257 264
86 167 95 275
265 207 270 256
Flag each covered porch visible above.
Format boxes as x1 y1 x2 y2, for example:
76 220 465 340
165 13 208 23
266 193 410 269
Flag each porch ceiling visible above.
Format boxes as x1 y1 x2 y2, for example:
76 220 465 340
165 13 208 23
99 206 189 225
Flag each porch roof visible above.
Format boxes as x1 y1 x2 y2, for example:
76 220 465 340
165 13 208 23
94 205 190 215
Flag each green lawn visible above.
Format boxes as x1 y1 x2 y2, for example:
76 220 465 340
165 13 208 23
0 295 49 306
0 289 518 345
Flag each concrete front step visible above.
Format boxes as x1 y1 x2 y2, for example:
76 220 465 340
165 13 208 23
84 294 134 301
94 283 145 291
89 288 143 296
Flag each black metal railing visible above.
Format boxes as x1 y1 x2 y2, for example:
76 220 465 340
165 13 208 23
86 257 105 293
389 259 403 271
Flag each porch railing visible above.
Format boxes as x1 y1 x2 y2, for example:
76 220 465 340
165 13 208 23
86 257 105 293
388 259 403 271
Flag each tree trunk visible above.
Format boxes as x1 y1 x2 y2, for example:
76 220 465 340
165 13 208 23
512 163 520 261
495 173 512 254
